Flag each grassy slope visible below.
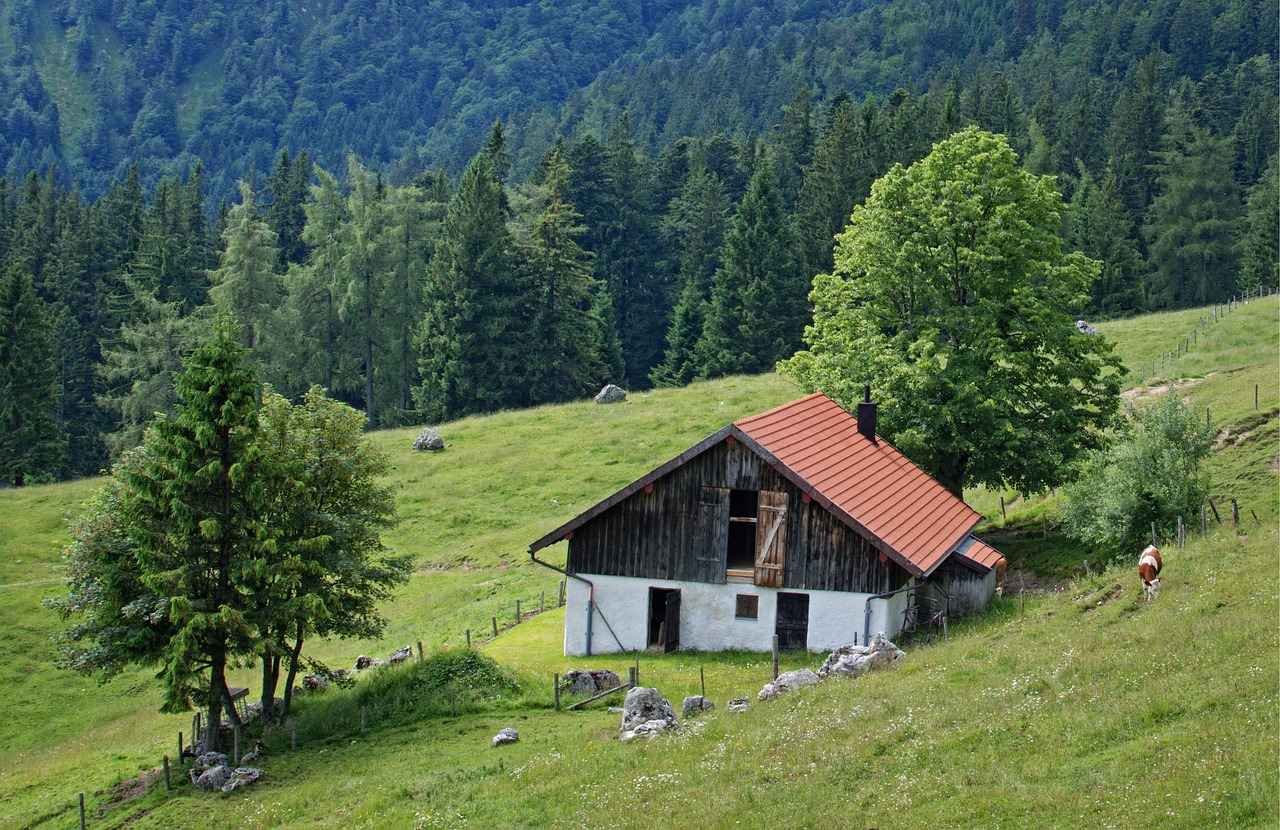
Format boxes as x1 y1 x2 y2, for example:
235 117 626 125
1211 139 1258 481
0 302 1275 828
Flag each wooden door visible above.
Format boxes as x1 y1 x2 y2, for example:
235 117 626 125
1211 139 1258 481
754 490 788 588
775 592 809 651
664 591 681 653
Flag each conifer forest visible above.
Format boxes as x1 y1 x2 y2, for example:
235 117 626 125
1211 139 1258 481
0 0 1276 484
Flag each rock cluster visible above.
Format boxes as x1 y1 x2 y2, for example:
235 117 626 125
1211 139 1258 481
1076 320 1099 335
492 727 519 746
387 644 413 664
189 752 263 793
594 384 627 404
817 633 905 679
727 697 751 713
619 687 679 741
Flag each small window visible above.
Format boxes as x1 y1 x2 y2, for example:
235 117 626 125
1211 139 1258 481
735 594 759 620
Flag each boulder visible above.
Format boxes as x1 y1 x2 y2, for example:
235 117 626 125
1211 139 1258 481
492 727 519 746
594 384 627 404
413 427 445 451
757 668 820 701
1076 320 1099 335
562 669 621 696
817 633 905 679
354 655 383 671
727 697 751 713
191 752 229 778
387 645 413 664
681 695 715 719
302 673 329 692
220 767 263 793
192 764 232 792
619 687 678 740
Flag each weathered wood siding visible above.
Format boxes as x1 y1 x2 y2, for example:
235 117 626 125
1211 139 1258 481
568 438 909 594
918 557 995 618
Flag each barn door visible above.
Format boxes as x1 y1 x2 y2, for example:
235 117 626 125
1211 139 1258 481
693 486 729 583
754 490 788 588
775 592 809 651
664 591 681 652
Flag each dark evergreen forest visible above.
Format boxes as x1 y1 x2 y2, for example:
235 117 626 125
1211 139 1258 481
0 0 1276 484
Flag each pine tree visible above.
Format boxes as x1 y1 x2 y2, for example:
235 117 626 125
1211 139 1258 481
263 149 313 269
335 158 387 424
1238 154 1280 293
794 97 870 281
0 264 65 484
520 147 606 405
209 181 281 353
1145 126 1242 307
1066 168 1144 314
415 153 526 420
651 167 730 387
697 161 806 378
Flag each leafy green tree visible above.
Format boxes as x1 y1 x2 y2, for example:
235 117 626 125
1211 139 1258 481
252 387 408 722
1062 392 1213 555
783 127 1125 496
698 160 806 378
0 265 65 484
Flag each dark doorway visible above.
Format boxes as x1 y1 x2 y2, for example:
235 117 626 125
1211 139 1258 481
775 592 810 651
648 588 681 652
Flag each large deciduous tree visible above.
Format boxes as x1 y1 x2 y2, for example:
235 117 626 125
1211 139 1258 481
783 127 1124 496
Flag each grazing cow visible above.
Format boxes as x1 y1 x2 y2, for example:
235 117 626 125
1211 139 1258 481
1139 545 1162 601
994 556 1008 597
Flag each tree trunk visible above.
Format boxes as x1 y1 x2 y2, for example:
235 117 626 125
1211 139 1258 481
280 621 306 718
364 269 374 425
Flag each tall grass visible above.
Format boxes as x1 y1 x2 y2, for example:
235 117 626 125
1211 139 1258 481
0 303 1273 828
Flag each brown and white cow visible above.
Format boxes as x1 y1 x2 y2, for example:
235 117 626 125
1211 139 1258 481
1139 545 1163 601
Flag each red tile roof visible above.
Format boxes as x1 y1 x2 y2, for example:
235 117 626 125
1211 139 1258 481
733 392 985 577
953 537 1005 571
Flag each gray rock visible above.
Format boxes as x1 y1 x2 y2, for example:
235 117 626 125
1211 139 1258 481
562 669 621 696
681 695 715 718
1076 320 1099 335
619 687 678 740
191 752 229 778
413 427 445 451
492 727 520 746
192 764 232 792
302 673 329 691
817 633 905 679
387 644 413 664
354 655 383 671
594 384 627 404
757 668 820 701
727 697 750 713
220 767 263 792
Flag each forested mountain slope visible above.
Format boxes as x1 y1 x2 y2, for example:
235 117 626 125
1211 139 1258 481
1 0 1275 199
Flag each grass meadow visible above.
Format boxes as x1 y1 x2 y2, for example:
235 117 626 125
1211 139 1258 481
0 298 1275 828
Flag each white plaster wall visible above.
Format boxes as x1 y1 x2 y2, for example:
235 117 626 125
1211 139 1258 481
563 573 906 656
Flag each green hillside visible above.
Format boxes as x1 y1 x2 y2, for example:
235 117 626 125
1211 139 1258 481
1 299 1276 828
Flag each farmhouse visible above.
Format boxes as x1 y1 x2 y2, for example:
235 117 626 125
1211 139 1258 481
530 390 1005 656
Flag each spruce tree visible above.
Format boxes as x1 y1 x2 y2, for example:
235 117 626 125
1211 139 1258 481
0 265 65 485
697 161 806 378
1239 154 1279 293
209 181 281 353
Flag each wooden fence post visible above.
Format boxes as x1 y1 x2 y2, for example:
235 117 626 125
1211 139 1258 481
1208 498 1221 523
465 629 471 649
1202 504 1208 540
178 732 183 765
559 580 565 607
1231 499 1239 526
163 755 171 791
79 792 86 830
515 599 521 626
772 635 779 681
1251 509 1260 525
492 616 498 638
1000 496 1006 520
554 673 561 711
417 641 424 662
1042 514 1047 540
627 666 636 688
540 590 545 614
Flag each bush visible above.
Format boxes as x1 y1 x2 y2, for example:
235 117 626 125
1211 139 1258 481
1062 391 1213 556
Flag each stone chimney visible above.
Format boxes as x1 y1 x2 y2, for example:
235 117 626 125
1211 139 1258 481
856 383 877 444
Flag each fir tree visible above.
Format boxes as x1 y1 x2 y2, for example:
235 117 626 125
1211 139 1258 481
0 265 65 484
